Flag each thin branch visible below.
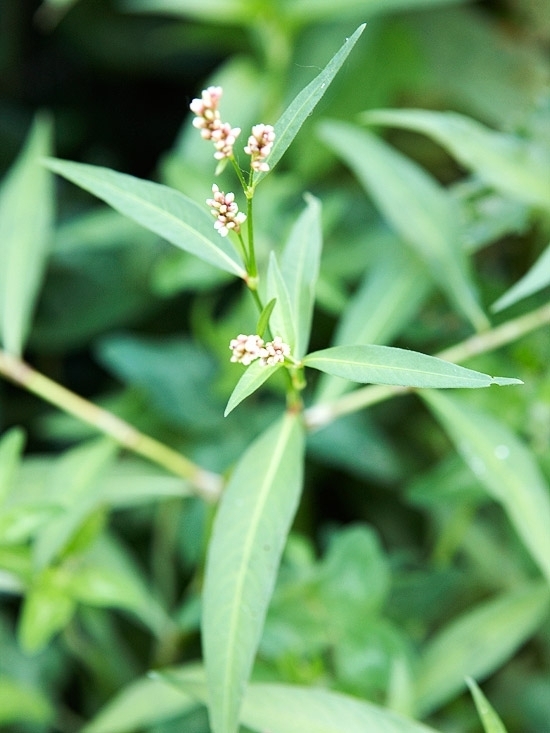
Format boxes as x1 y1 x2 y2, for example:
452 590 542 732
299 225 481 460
0 350 223 503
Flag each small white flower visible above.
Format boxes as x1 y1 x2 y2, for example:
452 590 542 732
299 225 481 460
190 86 240 159
245 123 275 172
229 334 264 365
207 184 247 237
259 337 291 366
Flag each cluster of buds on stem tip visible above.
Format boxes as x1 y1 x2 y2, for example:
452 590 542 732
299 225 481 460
206 184 246 237
245 124 276 172
190 86 240 160
229 334 291 367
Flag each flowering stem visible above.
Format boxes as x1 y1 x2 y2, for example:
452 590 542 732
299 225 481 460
304 302 550 430
246 196 258 279
0 349 223 503
231 156 248 195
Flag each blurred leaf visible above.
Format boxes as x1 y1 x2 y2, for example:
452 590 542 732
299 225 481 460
279 193 322 359
413 583 550 716
286 0 468 23
18 567 77 653
267 253 296 351
44 158 246 278
33 438 117 570
362 108 550 210
318 121 488 331
0 503 61 546
81 533 170 636
0 114 54 355
225 361 283 417
466 677 508 733
241 682 440 733
122 0 253 25
254 24 366 185
0 427 25 504
307 411 402 482
97 333 220 428
304 345 521 388
492 242 550 312
202 413 305 733
423 391 550 582
97 458 192 508
158 666 441 733
0 676 53 726
315 242 430 402
319 525 391 627
80 674 198 733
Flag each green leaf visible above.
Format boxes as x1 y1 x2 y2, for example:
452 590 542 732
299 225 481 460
279 193 322 359
466 678 508 733
202 413 305 733
157 667 441 733
286 0 468 22
362 108 550 209
422 391 550 582
266 253 296 351
0 114 54 356
121 0 252 24
492 242 550 312
80 674 198 733
315 242 430 402
318 120 488 331
33 438 117 570
18 568 77 653
0 504 61 546
240 682 440 733
224 361 283 417
254 24 366 185
413 583 550 716
256 297 277 338
304 345 521 388
0 676 54 726
44 158 246 278
0 427 25 505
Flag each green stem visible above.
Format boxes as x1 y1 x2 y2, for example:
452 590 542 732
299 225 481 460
304 302 550 430
246 195 258 279
0 349 222 503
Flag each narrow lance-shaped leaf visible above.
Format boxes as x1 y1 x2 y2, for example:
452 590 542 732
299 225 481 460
318 120 489 331
362 108 550 210
155 667 442 733
202 413 305 733
224 361 283 417
413 583 550 717
492 241 550 312
44 158 246 278
304 345 521 388
254 24 366 185
266 253 296 351
422 390 550 582
280 193 322 359
0 114 54 356
466 678 509 733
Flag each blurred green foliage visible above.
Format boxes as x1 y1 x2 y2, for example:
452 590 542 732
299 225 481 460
1 0 550 732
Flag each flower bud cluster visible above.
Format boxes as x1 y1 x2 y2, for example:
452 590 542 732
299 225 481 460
244 124 276 172
190 87 275 171
190 86 241 161
206 184 246 237
229 334 290 367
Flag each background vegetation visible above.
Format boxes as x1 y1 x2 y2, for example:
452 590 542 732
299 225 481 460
1 1 549 732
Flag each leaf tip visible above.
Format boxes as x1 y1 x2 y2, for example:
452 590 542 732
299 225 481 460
492 377 523 386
